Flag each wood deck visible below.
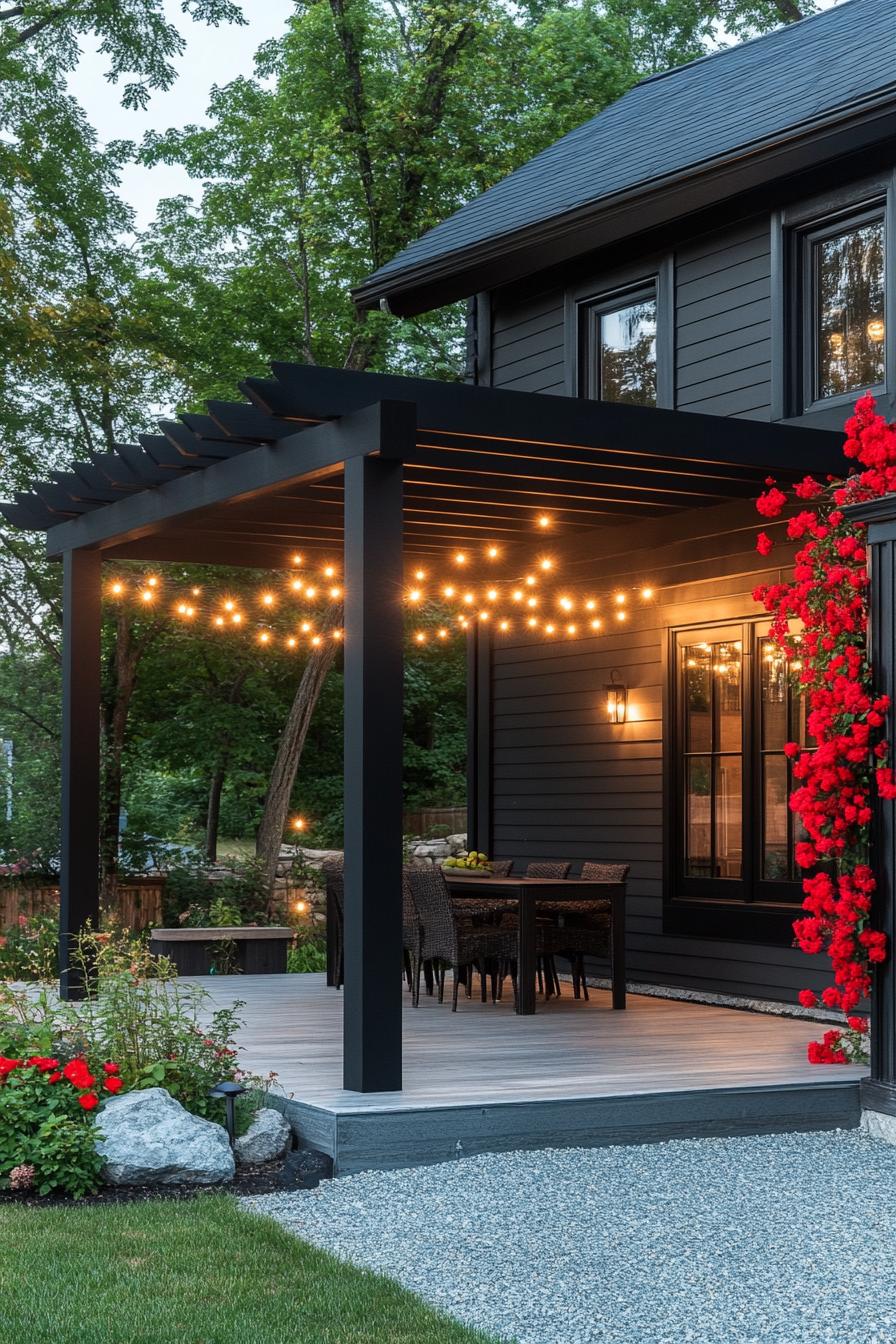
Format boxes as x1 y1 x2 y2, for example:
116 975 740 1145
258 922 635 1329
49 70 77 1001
201 973 867 1175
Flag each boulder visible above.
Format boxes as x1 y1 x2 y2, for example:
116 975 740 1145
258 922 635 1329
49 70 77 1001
234 1107 292 1165
410 839 450 860
95 1087 235 1186
446 833 468 855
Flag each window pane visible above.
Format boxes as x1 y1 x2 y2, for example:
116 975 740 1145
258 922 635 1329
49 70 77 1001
715 640 742 753
816 218 885 400
715 757 743 879
684 644 712 751
599 295 657 406
760 640 788 749
686 757 712 877
763 754 789 881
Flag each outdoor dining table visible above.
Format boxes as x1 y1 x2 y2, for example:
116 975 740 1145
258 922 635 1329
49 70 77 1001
443 874 626 1015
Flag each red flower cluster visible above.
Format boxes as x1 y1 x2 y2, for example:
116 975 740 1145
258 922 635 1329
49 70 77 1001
0 1054 123 1110
753 396 893 1064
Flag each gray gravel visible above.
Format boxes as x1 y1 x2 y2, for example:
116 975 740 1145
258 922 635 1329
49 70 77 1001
242 1130 896 1344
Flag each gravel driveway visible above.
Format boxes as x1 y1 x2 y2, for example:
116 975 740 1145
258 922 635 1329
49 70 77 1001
243 1130 896 1344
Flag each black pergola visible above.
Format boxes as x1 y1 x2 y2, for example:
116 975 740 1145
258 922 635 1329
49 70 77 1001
2 364 845 1092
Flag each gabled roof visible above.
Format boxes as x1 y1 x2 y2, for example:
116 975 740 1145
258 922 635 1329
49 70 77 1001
355 0 896 315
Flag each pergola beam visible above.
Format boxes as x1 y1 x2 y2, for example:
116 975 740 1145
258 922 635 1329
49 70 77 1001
45 401 411 559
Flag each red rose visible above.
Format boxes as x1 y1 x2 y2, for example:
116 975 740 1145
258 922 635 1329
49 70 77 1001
78 1092 99 1110
847 1016 869 1034
102 1062 120 1075
797 989 818 1009
756 531 774 557
104 1076 123 1094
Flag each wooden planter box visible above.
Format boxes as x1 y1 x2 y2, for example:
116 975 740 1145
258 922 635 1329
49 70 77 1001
149 926 293 975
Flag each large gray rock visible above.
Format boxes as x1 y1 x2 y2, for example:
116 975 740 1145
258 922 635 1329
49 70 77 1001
95 1087 235 1186
234 1107 291 1166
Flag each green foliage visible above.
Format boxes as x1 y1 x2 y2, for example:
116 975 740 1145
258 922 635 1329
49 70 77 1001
27 1115 104 1200
0 1059 107 1199
288 927 328 974
0 912 57 981
163 861 275 926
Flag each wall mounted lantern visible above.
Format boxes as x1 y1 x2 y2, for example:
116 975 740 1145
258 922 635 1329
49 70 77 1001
604 670 627 725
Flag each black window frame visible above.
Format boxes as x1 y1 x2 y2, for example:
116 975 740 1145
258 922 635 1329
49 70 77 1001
772 177 896 422
664 619 806 945
564 257 674 408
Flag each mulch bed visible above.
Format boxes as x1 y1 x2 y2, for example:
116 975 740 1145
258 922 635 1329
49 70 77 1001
0 1145 332 1208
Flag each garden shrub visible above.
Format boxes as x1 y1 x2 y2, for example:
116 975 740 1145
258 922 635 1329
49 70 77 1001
0 913 57 981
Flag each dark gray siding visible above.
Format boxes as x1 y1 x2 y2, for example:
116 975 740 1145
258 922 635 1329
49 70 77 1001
676 219 772 420
488 215 776 418
489 502 828 1003
490 286 565 394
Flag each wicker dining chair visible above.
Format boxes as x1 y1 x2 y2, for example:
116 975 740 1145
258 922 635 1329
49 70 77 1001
547 862 630 999
448 856 516 922
322 859 344 989
405 866 519 1010
402 874 424 1005
524 861 572 995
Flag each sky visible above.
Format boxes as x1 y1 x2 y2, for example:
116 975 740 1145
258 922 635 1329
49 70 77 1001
67 0 295 231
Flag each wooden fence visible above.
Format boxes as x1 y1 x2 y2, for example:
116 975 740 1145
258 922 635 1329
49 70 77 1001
403 807 466 837
1 878 165 931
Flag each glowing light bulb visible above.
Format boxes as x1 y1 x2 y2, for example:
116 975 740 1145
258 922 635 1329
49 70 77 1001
499 619 510 632
478 611 490 621
437 628 448 640
291 817 306 831
408 589 422 603
147 576 158 588
544 622 556 635
486 589 498 602
486 545 500 559
332 629 343 641
614 593 626 605
641 587 654 600
525 575 537 587
258 631 271 644
261 592 275 606
537 515 551 529
415 631 427 643
329 586 342 599
224 599 235 612
323 565 335 578
231 613 242 624
294 899 308 915
585 599 596 612
291 579 304 592
559 596 573 612
140 590 154 603
615 610 627 622
287 637 297 649
443 585 456 599
176 603 188 615
191 586 201 596
526 596 538 609
590 618 602 631
214 616 225 627
110 581 124 596
566 624 577 636
527 616 538 629
463 592 475 606
512 590 524 603
291 554 304 566
301 621 312 633
311 634 322 647
539 558 553 572
305 586 317 599
454 551 467 566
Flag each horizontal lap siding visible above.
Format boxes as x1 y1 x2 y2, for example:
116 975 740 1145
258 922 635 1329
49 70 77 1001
490 523 828 1002
490 287 565 394
676 220 773 419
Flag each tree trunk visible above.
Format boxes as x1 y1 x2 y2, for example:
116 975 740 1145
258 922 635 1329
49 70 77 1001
100 612 143 909
206 765 226 862
255 611 342 888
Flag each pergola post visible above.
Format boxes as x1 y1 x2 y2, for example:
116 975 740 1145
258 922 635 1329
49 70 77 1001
465 625 492 854
342 404 411 1093
59 547 102 1000
848 495 896 1119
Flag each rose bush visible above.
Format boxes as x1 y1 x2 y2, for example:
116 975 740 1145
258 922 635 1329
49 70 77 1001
753 394 896 1064
0 1053 123 1197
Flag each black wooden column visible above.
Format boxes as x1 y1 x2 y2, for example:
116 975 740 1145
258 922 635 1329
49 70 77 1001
849 496 896 1114
59 547 102 1000
465 625 492 854
342 405 410 1093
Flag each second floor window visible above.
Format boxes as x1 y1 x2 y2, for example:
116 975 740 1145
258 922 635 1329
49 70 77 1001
802 206 886 409
582 283 657 406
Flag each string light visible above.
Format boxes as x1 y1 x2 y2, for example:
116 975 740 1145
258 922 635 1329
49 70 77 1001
614 593 626 605
110 581 124 596
332 629 343 641
286 636 297 649
261 593 275 607
511 590 524 602
224 599 235 612
291 817 306 831
329 586 342 599
140 589 154 603
486 588 498 602
304 586 317 599
486 545 500 559
291 554 303 566
437 628 448 640
566 624 577 636
291 579 304 592
537 515 552 529
414 569 426 581
407 589 422 603
559 596 573 611
453 551 467 565
641 586 654 600
539 557 554 572
414 631 427 643
311 634 322 647
323 565 336 578
545 622 556 635
498 619 510 632
527 616 538 628
615 610 627 622
231 613 242 624
442 584 456 599
147 576 158 588
258 631 271 644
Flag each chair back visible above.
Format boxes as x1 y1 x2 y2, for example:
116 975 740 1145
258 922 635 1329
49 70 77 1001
322 860 344 916
489 859 513 877
580 862 630 885
405 866 455 963
526 861 571 879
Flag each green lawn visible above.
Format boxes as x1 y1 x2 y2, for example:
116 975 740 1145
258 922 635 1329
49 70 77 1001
0 1195 496 1344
